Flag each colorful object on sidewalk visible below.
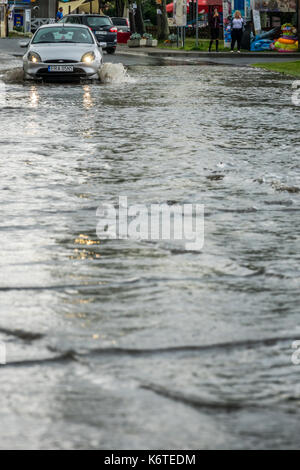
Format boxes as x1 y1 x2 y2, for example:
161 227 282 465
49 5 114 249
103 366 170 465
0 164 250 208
251 38 273 51
273 23 298 52
279 38 296 44
250 27 279 52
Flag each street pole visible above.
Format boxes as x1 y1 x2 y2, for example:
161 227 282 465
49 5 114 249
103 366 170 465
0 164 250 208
0 3 5 38
297 0 300 52
5 1 9 38
195 0 199 47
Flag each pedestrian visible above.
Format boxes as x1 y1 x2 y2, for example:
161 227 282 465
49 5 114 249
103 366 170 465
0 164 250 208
209 8 221 52
230 10 244 53
56 7 64 22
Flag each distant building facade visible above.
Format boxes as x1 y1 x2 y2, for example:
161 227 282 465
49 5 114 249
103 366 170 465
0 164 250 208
32 0 57 18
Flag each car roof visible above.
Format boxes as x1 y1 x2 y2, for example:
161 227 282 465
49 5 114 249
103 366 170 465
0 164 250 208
38 23 90 29
64 14 110 17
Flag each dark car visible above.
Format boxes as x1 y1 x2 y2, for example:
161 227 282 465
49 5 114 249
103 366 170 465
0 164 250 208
61 14 117 54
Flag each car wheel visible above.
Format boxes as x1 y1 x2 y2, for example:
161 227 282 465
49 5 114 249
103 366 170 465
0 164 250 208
107 48 116 55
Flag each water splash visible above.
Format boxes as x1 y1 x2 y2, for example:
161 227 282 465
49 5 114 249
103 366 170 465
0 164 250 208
1 64 134 85
99 63 135 84
2 67 24 84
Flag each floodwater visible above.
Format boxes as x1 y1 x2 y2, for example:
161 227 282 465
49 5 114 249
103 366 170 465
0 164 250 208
0 53 300 450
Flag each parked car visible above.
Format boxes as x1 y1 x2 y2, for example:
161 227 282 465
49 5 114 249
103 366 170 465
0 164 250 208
60 14 117 54
110 17 131 44
110 17 130 32
21 23 103 81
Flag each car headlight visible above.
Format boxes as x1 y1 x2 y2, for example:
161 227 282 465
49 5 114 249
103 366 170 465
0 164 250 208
81 52 95 64
28 52 42 63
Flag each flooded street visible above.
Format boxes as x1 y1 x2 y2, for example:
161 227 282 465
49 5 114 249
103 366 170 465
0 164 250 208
0 49 300 449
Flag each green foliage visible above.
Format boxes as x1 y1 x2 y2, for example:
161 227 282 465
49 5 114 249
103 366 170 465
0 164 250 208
130 33 142 40
168 34 177 42
14 26 24 33
143 33 153 39
105 6 116 16
142 0 157 26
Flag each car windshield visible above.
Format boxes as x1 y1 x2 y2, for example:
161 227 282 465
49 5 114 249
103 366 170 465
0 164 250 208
33 27 93 44
86 17 111 27
111 18 127 26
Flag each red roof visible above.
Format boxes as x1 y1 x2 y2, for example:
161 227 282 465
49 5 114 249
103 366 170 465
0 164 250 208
166 0 222 14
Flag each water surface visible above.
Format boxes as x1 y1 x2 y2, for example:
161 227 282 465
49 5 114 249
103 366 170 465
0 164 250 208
0 57 300 449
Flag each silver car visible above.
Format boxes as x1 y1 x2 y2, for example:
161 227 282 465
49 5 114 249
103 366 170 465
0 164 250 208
21 23 103 81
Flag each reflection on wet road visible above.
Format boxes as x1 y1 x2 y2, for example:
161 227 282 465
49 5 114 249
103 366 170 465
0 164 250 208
0 49 300 449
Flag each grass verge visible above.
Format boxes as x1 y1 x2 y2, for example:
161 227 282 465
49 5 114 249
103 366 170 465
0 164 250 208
158 38 230 52
253 61 300 77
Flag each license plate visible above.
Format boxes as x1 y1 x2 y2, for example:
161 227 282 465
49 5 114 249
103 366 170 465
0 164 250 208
48 65 74 72
96 31 107 35
99 42 107 46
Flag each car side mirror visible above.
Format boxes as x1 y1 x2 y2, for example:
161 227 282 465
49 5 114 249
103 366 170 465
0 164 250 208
19 40 30 48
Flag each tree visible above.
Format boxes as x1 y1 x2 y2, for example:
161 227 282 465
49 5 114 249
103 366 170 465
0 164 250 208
115 0 125 17
157 0 169 40
135 0 145 35
143 0 158 25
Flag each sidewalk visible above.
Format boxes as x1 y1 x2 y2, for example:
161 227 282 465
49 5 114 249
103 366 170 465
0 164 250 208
117 43 300 64
1 38 299 66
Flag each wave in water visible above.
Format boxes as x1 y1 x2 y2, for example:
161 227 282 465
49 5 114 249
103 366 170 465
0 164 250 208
0 327 43 341
99 63 135 84
141 383 247 411
2 67 24 84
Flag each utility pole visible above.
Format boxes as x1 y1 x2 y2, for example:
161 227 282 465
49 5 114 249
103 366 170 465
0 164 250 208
6 1 8 37
195 0 199 47
0 0 7 38
297 0 300 52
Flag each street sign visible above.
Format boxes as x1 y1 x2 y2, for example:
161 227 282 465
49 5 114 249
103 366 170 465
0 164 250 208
174 0 187 27
14 13 23 27
253 9 261 35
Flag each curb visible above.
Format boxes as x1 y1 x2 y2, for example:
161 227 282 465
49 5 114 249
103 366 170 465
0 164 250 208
117 46 300 59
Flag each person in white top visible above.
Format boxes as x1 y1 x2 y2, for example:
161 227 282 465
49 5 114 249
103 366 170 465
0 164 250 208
230 10 244 53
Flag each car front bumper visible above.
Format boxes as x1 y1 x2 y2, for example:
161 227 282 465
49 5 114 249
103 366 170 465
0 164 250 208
23 60 102 80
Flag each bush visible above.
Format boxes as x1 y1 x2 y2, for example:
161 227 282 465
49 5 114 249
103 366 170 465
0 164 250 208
168 34 177 42
130 33 142 40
